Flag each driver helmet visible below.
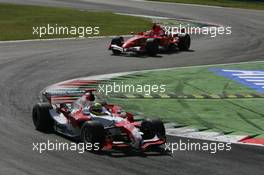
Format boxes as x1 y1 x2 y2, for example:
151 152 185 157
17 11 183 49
90 102 103 114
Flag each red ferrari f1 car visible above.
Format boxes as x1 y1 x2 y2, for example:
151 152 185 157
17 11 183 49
32 89 166 151
109 24 191 56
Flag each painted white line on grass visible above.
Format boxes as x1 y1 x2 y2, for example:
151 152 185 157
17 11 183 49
234 73 264 76
246 79 264 82
239 76 264 79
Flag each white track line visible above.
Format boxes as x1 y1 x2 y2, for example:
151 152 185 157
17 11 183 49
139 0 261 12
0 35 133 44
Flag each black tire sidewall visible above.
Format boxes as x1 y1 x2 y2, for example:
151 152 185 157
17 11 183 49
141 118 166 139
32 103 53 132
81 121 105 151
151 119 166 137
178 34 190 51
111 37 123 55
141 119 156 139
145 38 159 56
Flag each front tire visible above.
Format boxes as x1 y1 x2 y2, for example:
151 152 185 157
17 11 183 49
145 38 159 56
81 121 105 151
141 118 166 139
111 37 124 55
32 102 53 132
151 119 166 138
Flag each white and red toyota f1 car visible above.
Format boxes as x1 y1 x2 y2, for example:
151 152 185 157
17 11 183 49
32 89 166 151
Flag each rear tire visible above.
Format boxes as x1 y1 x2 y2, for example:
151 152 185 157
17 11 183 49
32 103 53 132
145 38 159 56
178 34 191 51
81 121 105 151
111 37 124 55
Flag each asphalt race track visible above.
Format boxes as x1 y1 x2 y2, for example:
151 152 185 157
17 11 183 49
0 0 264 174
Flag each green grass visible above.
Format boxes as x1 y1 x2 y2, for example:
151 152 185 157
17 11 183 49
149 0 264 10
107 61 264 135
0 3 152 40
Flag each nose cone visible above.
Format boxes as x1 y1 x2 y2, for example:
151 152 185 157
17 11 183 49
122 35 143 48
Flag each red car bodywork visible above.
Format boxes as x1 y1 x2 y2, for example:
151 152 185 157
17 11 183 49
121 32 177 50
108 28 190 55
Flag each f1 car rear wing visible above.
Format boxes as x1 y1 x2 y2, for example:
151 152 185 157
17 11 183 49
41 92 81 104
41 87 100 104
40 79 102 104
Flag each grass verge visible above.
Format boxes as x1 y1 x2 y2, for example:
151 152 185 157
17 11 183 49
0 3 152 41
107 61 264 135
149 0 264 10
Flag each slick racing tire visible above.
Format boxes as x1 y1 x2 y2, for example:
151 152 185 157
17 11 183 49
81 121 105 151
141 119 156 139
141 119 166 139
32 102 53 132
178 33 191 51
145 38 159 56
151 119 166 138
111 37 124 55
